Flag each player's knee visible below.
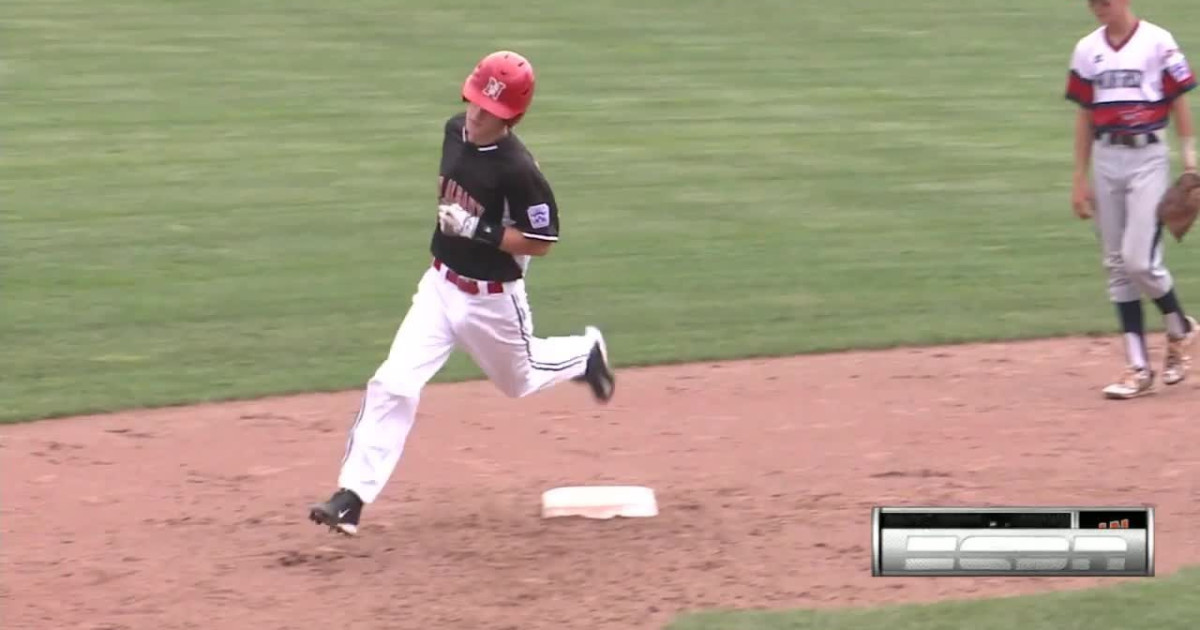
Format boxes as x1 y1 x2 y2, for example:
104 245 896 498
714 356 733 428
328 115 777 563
1121 258 1154 282
368 366 423 399
492 370 537 399
496 379 534 399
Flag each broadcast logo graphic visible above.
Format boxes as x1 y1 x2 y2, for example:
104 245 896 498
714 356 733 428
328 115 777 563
872 506 1154 577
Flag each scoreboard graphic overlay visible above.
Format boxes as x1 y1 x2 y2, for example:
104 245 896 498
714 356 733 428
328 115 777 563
872 506 1154 577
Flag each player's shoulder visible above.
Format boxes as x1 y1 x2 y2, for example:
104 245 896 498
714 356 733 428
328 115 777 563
1138 20 1173 39
499 134 544 177
1137 20 1181 49
444 112 466 136
1073 26 1106 53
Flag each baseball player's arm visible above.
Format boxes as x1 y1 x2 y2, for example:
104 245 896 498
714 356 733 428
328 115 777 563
1073 109 1093 178
502 162 561 251
1170 96 1196 172
436 206 556 255
1065 43 1095 219
499 229 553 256
1161 37 1197 171
1071 109 1095 218
436 204 553 256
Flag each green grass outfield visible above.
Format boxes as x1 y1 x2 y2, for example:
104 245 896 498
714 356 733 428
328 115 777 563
668 565 1200 630
6 0 1200 422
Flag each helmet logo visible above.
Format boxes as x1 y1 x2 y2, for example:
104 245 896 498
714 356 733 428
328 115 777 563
482 76 507 100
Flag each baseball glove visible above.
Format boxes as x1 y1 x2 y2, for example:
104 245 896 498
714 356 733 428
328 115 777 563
1158 171 1200 242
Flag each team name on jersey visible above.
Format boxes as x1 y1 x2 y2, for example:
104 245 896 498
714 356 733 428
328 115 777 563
439 176 484 216
1095 69 1144 89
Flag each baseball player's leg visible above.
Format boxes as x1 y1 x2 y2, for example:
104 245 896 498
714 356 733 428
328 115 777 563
1121 143 1175 299
1092 144 1153 398
1156 288 1197 385
1093 147 1140 304
335 269 456 504
456 286 612 401
1123 140 1199 383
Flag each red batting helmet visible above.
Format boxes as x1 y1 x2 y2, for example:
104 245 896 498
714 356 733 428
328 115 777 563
461 50 535 125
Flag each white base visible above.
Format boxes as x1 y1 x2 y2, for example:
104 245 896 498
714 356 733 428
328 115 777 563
541 485 658 519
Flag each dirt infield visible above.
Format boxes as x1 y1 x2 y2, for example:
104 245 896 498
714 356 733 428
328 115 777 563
3 336 1199 630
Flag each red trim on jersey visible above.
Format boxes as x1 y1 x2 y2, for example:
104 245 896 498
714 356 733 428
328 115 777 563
1105 20 1140 52
1162 69 1197 101
1065 70 1094 106
1090 100 1170 131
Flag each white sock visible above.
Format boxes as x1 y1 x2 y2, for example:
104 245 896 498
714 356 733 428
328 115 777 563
1164 312 1189 339
1124 333 1149 369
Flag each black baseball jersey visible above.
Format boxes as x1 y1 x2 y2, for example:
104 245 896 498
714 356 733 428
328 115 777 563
430 113 560 282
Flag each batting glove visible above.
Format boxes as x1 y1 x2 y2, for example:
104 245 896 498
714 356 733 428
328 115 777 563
438 203 478 238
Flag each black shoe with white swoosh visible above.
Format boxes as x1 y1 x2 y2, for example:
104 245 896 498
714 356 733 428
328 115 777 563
309 488 363 536
581 326 615 403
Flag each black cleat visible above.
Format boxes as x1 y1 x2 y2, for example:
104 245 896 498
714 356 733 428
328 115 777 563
582 326 615 403
308 488 363 536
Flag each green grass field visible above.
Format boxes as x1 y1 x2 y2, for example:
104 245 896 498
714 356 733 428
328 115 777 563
5 1 1200 623
10 0 1200 423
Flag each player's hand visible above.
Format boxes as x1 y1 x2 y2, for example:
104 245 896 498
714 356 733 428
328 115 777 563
438 203 478 238
1071 176 1094 220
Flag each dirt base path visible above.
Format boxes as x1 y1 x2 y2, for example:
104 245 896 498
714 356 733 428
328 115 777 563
3 336 1198 630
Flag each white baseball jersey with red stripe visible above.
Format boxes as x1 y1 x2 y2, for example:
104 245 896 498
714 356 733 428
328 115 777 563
1065 20 1196 133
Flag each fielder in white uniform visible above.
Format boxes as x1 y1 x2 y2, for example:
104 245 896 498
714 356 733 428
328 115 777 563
308 50 616 535
1066 0 1199 399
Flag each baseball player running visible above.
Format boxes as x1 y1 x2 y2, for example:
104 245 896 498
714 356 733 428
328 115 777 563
308 50 616 535
1066 0 1199 399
